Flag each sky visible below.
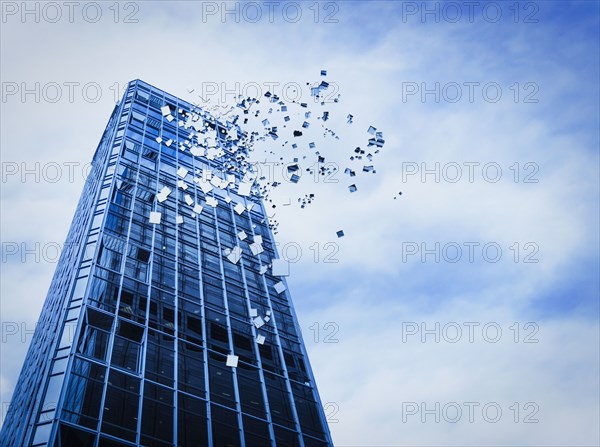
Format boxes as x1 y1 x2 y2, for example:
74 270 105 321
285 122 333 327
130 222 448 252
1 1 599 445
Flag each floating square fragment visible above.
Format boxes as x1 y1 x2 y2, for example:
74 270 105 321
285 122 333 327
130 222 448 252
156 186 171 203
336 230 345 238
271 258 290 277
177 167 189 178
348 184 357 193
227 246 242 264
149 212 161 224
193 204 203 214
249 243 263 256
253 316 265 329
176 215 184 225
206 196 218 207
250 308 258 317
234 203 245 215
237 230 247 241
237 182 252 197
256 334 266 345
226 355 239 368
274 281 286 294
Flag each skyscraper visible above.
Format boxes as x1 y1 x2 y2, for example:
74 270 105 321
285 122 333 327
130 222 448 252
0 80 333 447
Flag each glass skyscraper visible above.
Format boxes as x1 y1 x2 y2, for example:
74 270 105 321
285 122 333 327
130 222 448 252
0 80 333 447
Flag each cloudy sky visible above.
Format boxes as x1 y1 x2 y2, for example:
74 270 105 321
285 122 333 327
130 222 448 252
1 1 599 445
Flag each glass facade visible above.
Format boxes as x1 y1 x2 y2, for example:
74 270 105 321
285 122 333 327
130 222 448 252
0 80 333 447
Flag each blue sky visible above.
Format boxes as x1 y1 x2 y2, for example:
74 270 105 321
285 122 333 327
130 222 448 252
1 1 599 445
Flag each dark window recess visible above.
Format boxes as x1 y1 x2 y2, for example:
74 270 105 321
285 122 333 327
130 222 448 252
142 148 158 160
211 403 240 447
99 436 132 447
137 248 151 263
177 393 208 446
209 322 229 344
58 424 96 447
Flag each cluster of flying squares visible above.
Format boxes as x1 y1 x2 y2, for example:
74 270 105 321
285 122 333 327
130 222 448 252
146 71 385 365
185 69 387 234
150 69 386 234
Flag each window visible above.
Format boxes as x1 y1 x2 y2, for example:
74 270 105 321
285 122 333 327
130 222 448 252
177 393 208 447
57 423 96 447
111 320 143 373
102 369 140 442
140 382 173 446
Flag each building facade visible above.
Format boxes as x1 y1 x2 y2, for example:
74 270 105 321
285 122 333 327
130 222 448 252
0 80 333 447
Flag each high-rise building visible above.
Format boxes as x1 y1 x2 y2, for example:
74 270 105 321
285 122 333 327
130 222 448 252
1 80 333 447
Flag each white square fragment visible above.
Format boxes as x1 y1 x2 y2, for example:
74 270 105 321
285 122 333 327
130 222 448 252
177 167 189 178
193 204 203 214
206 197 218 207
246 203 255 212
264 316 270 323
253 316 265 329
155 136 163 144
227 246 242 264
233 203 245 215
149 212 161 224
259 265 268 275
210 176 222 188
200 182 213 194
226 355 239 368
161 105 171 116
254 235 263 245
274 281 287 294
176 215 184 225
237 230 247 241
271 258 289 277
165 139 173 147
184 194 194 206
224 196 232 204
156 186 171 203
250 308 258 317
177 180 188 190
237 181 252 197
266 310 271 316
249 243 264 256
256 334 266 345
